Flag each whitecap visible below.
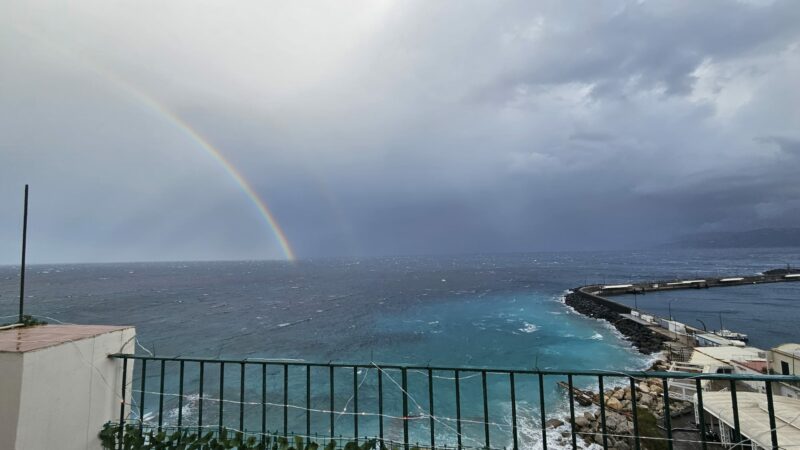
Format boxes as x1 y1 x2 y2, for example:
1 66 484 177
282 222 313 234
518 322 539 333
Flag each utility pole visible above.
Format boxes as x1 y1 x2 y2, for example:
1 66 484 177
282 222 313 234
19 185 28 323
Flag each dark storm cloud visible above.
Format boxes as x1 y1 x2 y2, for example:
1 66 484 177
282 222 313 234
1 0 799 262
756 136 800 155
485 1 800 99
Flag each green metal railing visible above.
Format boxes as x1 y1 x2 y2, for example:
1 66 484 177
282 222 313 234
109 353 800 450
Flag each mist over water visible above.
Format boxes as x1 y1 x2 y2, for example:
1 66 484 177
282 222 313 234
1 248 798 448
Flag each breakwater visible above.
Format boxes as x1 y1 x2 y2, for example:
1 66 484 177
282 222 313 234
565 269 799 355
565 289 668 354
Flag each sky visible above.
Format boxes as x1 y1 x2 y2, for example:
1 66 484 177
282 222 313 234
1 0 799 263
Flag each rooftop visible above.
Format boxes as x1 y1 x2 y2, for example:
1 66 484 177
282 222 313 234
773 343 800 356
702 391 800 448
0 324 132 353
689 346 766 367
733 359 769 373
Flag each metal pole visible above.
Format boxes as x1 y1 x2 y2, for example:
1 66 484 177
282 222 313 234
19 184 28 323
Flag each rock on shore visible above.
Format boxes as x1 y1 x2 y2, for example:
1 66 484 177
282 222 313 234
558 361 692 450
564 291 668 354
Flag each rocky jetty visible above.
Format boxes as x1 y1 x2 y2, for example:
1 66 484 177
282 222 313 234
551 361 693 450
564 291 668 354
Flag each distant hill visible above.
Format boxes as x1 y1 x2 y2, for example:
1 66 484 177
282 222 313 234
667 228 800 249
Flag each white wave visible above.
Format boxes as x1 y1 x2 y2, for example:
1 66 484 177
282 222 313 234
590 332 603 340
500 402 602 450
518 322 539 333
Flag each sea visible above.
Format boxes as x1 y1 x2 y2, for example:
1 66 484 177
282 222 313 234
1 248 798 448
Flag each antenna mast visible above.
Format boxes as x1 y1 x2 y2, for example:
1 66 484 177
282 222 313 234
18 185 28 323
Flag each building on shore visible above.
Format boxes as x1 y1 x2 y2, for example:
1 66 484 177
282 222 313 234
686 346 769 392
768 343 800 398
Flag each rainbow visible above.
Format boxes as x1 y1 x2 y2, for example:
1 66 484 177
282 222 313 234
104 89 296 261
155 115 297 261
14 25 296 260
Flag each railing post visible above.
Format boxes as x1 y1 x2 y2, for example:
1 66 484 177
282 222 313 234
379 368 385 445
538 373 547 450
139 359 147 430
510 372 518 450
402 368 409 450
219 362 225 433
329 366 335 437
427 368 434 450
158 360 166 432
240 362 246 432
283 364 289 436
353 366 359 439
307 366 312 437
261 363 267 443
481 370 489 450
598 376 608 450
567 374 577 450
695 378 706 450
118 357 128 450
455 370 462 449
629 377 640 450
178 360 185 429
662 378 672 450
765 380 779 450
729 380 741 447
198 361 204 435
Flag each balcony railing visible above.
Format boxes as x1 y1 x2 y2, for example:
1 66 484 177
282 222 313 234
108 353 800 450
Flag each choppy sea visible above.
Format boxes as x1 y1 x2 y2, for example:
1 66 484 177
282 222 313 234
1 248 798 448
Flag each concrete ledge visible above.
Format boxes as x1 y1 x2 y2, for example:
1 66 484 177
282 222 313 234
0 324 135 450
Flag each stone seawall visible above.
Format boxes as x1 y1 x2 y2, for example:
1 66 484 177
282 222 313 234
565 290 668 355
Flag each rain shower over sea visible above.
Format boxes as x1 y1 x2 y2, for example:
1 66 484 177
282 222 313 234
1 248 798 448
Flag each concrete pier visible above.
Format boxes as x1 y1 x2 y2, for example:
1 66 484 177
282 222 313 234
590 270 799 297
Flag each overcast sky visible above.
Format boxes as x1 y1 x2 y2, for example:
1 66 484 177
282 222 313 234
1 0 799 263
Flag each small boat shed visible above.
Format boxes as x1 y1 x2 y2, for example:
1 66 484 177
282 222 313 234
698 391 800 448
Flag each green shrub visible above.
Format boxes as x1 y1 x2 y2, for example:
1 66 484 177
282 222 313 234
635 407 668 450
100 423 376 450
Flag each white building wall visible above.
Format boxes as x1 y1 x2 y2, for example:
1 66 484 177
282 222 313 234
0 352 24 447
1 327 134 450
